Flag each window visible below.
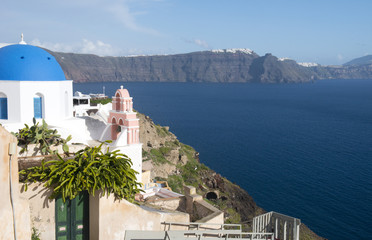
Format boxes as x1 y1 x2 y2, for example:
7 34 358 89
0 93 7 120
34 94 43 119
79 99 89 105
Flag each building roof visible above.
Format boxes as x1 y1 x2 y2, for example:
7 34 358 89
116 88 130 98
0 44 66 81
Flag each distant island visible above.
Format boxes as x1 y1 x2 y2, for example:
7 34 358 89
48 48 372 83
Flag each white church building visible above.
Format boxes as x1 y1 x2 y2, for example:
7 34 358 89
0 40 142 181
0 42 72 124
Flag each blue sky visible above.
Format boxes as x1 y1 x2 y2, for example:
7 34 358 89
1 0 371 65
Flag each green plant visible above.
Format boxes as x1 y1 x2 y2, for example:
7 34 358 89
31 227 41 240
180 160 200 186
155 124 170 137
225 208 242 224
179 143 196 161
90 98 112 105
20 141 142 202
167 175 184 194
159 146 171 155
165 140 180 148
14 118 71 155
149 148 170 165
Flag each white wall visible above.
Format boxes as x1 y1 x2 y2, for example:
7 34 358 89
112 144 143 182
0 80 73 124
0 80 21 122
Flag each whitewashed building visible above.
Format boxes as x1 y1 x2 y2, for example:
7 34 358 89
0 40 142 182
0 43 73 125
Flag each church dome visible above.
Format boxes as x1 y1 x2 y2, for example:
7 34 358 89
0 44 66 81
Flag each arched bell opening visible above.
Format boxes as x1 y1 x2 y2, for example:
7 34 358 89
115 92 121 111
111 117 120 140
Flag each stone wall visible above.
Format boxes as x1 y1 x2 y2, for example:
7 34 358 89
184 186 224 225
20 183 55 239
0 126 30 240
93 194 189 240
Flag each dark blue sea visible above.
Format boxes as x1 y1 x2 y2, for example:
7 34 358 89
74 79 372 240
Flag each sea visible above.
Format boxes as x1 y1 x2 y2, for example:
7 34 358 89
74 79 372 240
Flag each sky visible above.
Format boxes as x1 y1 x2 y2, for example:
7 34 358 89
1 0 372 65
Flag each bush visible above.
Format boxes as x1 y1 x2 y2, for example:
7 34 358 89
20 141 142 202
155 125 170 137
90 98 112 105
159 146 171 155
149 148 169 165
167 175 184 194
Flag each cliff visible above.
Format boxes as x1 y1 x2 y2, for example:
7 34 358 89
48 49 372 84
49 49 317 83
138 112 326 240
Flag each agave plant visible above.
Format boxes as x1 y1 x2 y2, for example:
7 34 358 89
20 141 142 202
14 118 71 155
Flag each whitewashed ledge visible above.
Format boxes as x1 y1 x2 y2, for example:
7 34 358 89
17 143 88 170
18 143 88 158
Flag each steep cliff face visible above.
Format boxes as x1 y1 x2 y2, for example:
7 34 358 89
312 64 372 79
138 112 325 240
249 54 316 83
49 49 317 83
48 49 372 84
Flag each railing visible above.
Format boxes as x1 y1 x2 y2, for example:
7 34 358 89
253 212 301 240
164 231 273 240
161 221 241 231
124 213 300 240
124 229 273 240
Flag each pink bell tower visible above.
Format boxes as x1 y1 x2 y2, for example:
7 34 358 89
108 86 140 145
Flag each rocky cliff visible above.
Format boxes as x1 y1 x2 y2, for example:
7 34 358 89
138 112 325 240
49 49 317 83
48 49 372 84
311 64 372 79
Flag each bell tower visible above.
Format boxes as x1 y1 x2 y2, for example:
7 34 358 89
109 86 140 145
108 86 142 181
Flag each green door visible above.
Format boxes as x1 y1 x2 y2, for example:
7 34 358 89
56 192 89 240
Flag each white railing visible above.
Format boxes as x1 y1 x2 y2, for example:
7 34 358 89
124 213 300 240
253 211 301 240
161 221 241 231
125 229 273 240
164 231 273 240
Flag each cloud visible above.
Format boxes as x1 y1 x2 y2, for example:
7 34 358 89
43 0 161 35
30 39 120 56
337 54 344 61
193 39 209 48
184 38 209 49
106 2 160 35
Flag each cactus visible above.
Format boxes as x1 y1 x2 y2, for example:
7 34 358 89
14 118 71 155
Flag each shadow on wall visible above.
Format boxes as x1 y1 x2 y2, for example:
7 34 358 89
83 116 108 140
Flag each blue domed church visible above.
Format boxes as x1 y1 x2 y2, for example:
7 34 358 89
0 40 72 127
